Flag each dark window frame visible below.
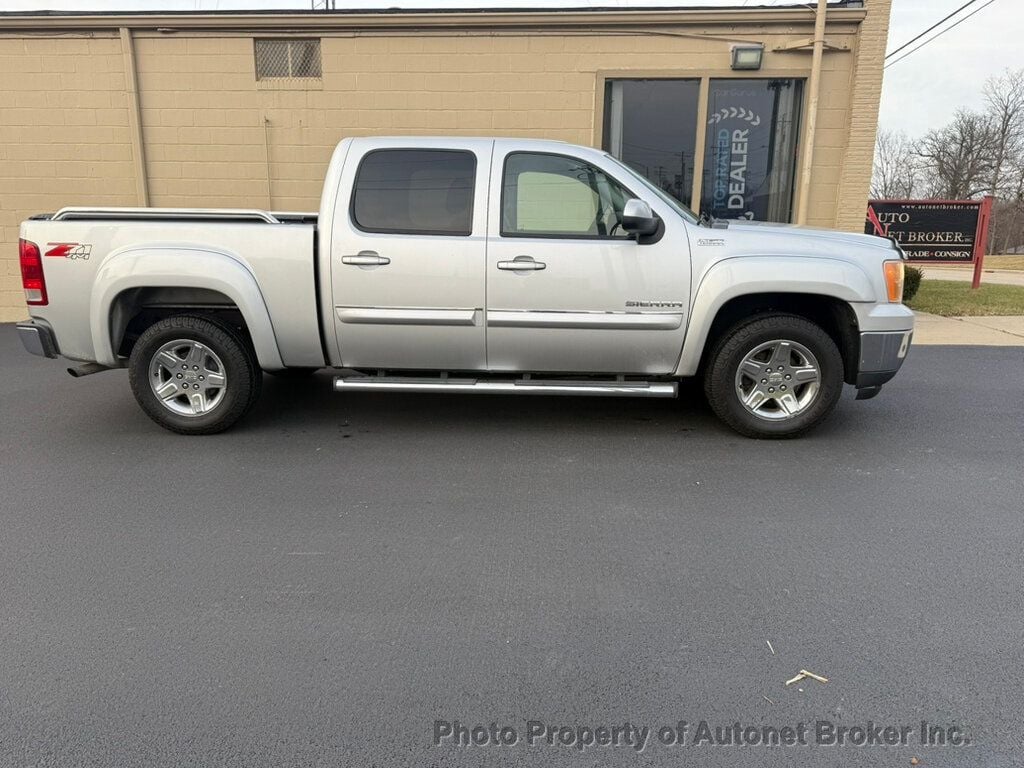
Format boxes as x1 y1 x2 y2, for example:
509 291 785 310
349 149 478 237
499 151 640 241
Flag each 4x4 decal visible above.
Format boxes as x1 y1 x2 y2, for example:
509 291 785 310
45 242 92 260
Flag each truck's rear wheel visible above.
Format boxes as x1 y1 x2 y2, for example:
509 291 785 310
703 313 843 439
128 315 261 435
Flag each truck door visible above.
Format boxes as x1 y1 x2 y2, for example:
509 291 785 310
485 144 691 374
329 139 491 370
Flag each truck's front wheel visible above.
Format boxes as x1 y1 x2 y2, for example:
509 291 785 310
703 314 843 439
128 315 261 435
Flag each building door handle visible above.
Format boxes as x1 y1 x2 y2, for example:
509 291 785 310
497 256 546 271
342 251 390 266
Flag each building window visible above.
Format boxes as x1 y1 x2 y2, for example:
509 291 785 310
254 39 321 79
501 153 633 239
700 78 804 223
603 79 701 208
351 150 476 236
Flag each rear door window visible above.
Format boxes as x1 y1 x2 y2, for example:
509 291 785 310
351 149 476 236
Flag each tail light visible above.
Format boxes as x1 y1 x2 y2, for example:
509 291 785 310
19 238 47 306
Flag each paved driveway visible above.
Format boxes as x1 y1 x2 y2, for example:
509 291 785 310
1 325 1021 767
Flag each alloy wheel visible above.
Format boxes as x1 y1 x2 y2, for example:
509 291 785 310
734 339 821 421
148 339 228 417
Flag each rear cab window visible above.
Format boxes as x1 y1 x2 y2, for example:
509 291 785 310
351 149 476 236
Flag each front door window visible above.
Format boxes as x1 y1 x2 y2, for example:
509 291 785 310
501 152 633 239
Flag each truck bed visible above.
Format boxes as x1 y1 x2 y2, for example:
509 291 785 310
21 207 324 369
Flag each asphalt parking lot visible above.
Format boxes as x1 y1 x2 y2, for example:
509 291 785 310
1 324 1022 767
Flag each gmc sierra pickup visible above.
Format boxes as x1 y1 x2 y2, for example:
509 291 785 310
17 137 913 438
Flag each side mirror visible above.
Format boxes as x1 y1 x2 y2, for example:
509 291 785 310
621 198 659 238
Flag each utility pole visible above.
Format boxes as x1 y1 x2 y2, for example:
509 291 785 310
796 0 827 225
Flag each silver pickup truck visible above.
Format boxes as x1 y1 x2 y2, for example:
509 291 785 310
17 137 913 438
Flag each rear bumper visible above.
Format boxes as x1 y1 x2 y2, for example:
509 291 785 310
17 320 59 358
855 329 912 393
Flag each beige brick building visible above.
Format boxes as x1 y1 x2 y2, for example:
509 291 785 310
0 1 891 322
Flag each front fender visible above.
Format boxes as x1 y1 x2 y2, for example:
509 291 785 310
91 245 285 370
674 256 875 377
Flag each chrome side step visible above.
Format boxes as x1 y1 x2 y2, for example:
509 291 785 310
333 375 677 398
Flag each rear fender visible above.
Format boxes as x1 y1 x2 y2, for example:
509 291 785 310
91 245 284 370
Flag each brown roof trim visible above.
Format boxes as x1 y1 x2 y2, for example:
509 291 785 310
0 7 867 33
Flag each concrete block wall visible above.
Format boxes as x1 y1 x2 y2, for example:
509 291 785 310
0 35 136 319
0 5 890 322
835 0 892 232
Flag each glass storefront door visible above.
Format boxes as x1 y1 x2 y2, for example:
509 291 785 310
603 77 804 224
701 78 804 223
603 79 700 209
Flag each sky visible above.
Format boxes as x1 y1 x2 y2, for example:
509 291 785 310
879 0 1019 137
1 0 1017 140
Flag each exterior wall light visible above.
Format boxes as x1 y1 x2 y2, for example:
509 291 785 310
731 45 764 70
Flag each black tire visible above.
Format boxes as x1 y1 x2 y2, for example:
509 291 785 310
703 313 844 439
128 314 262 435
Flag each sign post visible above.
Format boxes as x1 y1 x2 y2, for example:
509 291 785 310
865 198 992 288
970 195 994 290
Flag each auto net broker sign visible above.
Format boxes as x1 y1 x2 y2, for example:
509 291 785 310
864 200 984 262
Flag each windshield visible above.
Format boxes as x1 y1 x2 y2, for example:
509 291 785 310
604 154 700 224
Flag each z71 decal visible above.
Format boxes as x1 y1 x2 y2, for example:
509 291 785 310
45 242 92 260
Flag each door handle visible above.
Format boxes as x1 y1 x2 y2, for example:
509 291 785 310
342 251 390 266
497 256 546 271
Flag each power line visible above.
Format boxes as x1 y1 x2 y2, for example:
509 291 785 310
885 0 982 60
884 0 999 70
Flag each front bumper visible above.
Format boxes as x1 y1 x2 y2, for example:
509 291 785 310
17 320 59 358
855 329 912 398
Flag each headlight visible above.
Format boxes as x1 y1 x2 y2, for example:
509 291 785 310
883 261 905 303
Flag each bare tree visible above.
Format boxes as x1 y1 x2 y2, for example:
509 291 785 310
916 109 996 199
873 70 1024 253
981 69 1024 251
993 148 1024 253
983 69 1024 198
871 130 920 198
